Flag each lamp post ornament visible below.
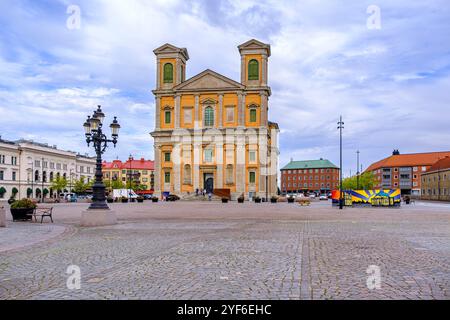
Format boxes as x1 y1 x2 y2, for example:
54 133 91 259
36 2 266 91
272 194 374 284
83 105 120 210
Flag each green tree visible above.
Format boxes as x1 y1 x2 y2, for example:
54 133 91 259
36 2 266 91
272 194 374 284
51 176 67 197
73 177 88 194
341 172 377 190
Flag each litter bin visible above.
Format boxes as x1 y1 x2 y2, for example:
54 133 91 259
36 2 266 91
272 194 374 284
0 205 6 227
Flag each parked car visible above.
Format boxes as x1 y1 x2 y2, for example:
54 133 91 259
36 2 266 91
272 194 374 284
143 194 153 200
319 195 328 200
166 194 180 201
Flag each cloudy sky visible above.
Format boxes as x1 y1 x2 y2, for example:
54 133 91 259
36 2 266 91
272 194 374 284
0 0 449 176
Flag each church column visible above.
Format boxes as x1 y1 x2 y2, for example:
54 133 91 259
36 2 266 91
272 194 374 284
193 142 200 191
155 96 161 130
241 56 245 84
173 141 181 194
235 129 246 197
175 94 181 128
218 93 223 128
216 143 224 188
156 60 161 89
154 144 161 197
260 91 268 127
261 54 268 85
238 92 245 127
194 94 200 129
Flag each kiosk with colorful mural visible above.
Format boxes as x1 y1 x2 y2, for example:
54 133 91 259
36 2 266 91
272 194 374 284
331 189 401 207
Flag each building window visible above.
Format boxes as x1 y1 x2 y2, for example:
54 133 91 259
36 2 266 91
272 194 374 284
0 170 3 180
249 108 257 122
165 110 171 124
249 150 256 163
164 152 171 162
226 164 234 184
163 63 173 83
226 107 234 122
164 172 170 183
184 108 192 124
183 164 191 185
249 171 256 184
204 149 213 163
248 59 259 80
0 155 4 164
204 106 214 127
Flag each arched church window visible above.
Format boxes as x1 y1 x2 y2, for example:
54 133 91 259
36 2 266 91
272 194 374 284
204 106 214 127
248 59 259 80
163 63 173 83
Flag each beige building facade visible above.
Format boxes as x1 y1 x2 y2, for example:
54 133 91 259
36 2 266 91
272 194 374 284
150 39 279 200
0 138 95 201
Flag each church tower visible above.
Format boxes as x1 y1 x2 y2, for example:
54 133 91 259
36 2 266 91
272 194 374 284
153 43 189 90
238 39 271 88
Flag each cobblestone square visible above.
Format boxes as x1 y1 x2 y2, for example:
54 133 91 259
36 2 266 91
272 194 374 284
0 201 449 300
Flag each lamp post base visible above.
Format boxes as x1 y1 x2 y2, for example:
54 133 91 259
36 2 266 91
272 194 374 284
81 209 117 227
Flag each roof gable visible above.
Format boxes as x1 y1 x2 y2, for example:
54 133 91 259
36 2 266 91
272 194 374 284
173 69 244 91
153 43 189 60
238 39 271 56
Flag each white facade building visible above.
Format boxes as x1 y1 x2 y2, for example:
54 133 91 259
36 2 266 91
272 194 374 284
0 138 95 201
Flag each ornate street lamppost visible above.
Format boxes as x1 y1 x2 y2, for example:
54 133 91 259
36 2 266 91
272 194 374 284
83 105 120 210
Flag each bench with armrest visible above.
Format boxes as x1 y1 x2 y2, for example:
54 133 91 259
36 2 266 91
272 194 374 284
30 207 54 223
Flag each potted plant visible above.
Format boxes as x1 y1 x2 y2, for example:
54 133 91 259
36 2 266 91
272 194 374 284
121 196 129 203
288 196 295 203
10 198 37 221
136 196 144 203
107 197 114 203
151 197 158 203
270 196 278 203
221 197 229 203
254 196 261 203
237 195 245 203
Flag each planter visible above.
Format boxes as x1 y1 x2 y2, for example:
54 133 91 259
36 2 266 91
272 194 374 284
107 198 114 203
237 198 244 203
254 198 261 203
287 197 295 203
221 198 229 203
121 198 129 203
151 197 158 203
270 198 278 203
137 198 144 203
10 208 34 221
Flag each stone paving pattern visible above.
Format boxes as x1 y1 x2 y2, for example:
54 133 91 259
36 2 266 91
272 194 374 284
0 201 449 299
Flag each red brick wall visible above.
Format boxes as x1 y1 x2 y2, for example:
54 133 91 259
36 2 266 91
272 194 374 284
281 168 340 193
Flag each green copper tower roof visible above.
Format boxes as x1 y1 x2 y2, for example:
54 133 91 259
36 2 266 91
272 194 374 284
281 159 338 170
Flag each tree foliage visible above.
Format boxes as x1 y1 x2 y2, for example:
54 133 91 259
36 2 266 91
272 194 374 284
51 176 67 194
341 172 377 190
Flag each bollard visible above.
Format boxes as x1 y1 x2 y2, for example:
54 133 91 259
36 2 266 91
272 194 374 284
0 205 6 227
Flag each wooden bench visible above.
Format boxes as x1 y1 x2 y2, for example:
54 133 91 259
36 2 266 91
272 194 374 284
31 207 54 223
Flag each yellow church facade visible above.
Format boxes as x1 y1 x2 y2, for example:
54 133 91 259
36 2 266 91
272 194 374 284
150 39 279 200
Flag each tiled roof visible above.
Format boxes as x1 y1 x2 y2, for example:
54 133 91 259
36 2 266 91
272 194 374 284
281 159 338 170
102 158 154 170
366 151 450 171
426 156 450 173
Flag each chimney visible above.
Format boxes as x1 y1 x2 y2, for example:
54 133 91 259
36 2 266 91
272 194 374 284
392 149 400 155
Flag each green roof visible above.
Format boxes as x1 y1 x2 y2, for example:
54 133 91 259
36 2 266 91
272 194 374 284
281 159 338 170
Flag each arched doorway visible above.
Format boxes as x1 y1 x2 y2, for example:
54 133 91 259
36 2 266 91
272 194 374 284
204 173 214 194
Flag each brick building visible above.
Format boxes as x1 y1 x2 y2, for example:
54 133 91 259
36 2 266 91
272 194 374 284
421 156 450 201
280 159 340 195
366 150 450 196
102 158 155 193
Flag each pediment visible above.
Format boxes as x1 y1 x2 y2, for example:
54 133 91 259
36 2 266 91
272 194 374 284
173 69 244 91
153 43 189 60
238 39 271 56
